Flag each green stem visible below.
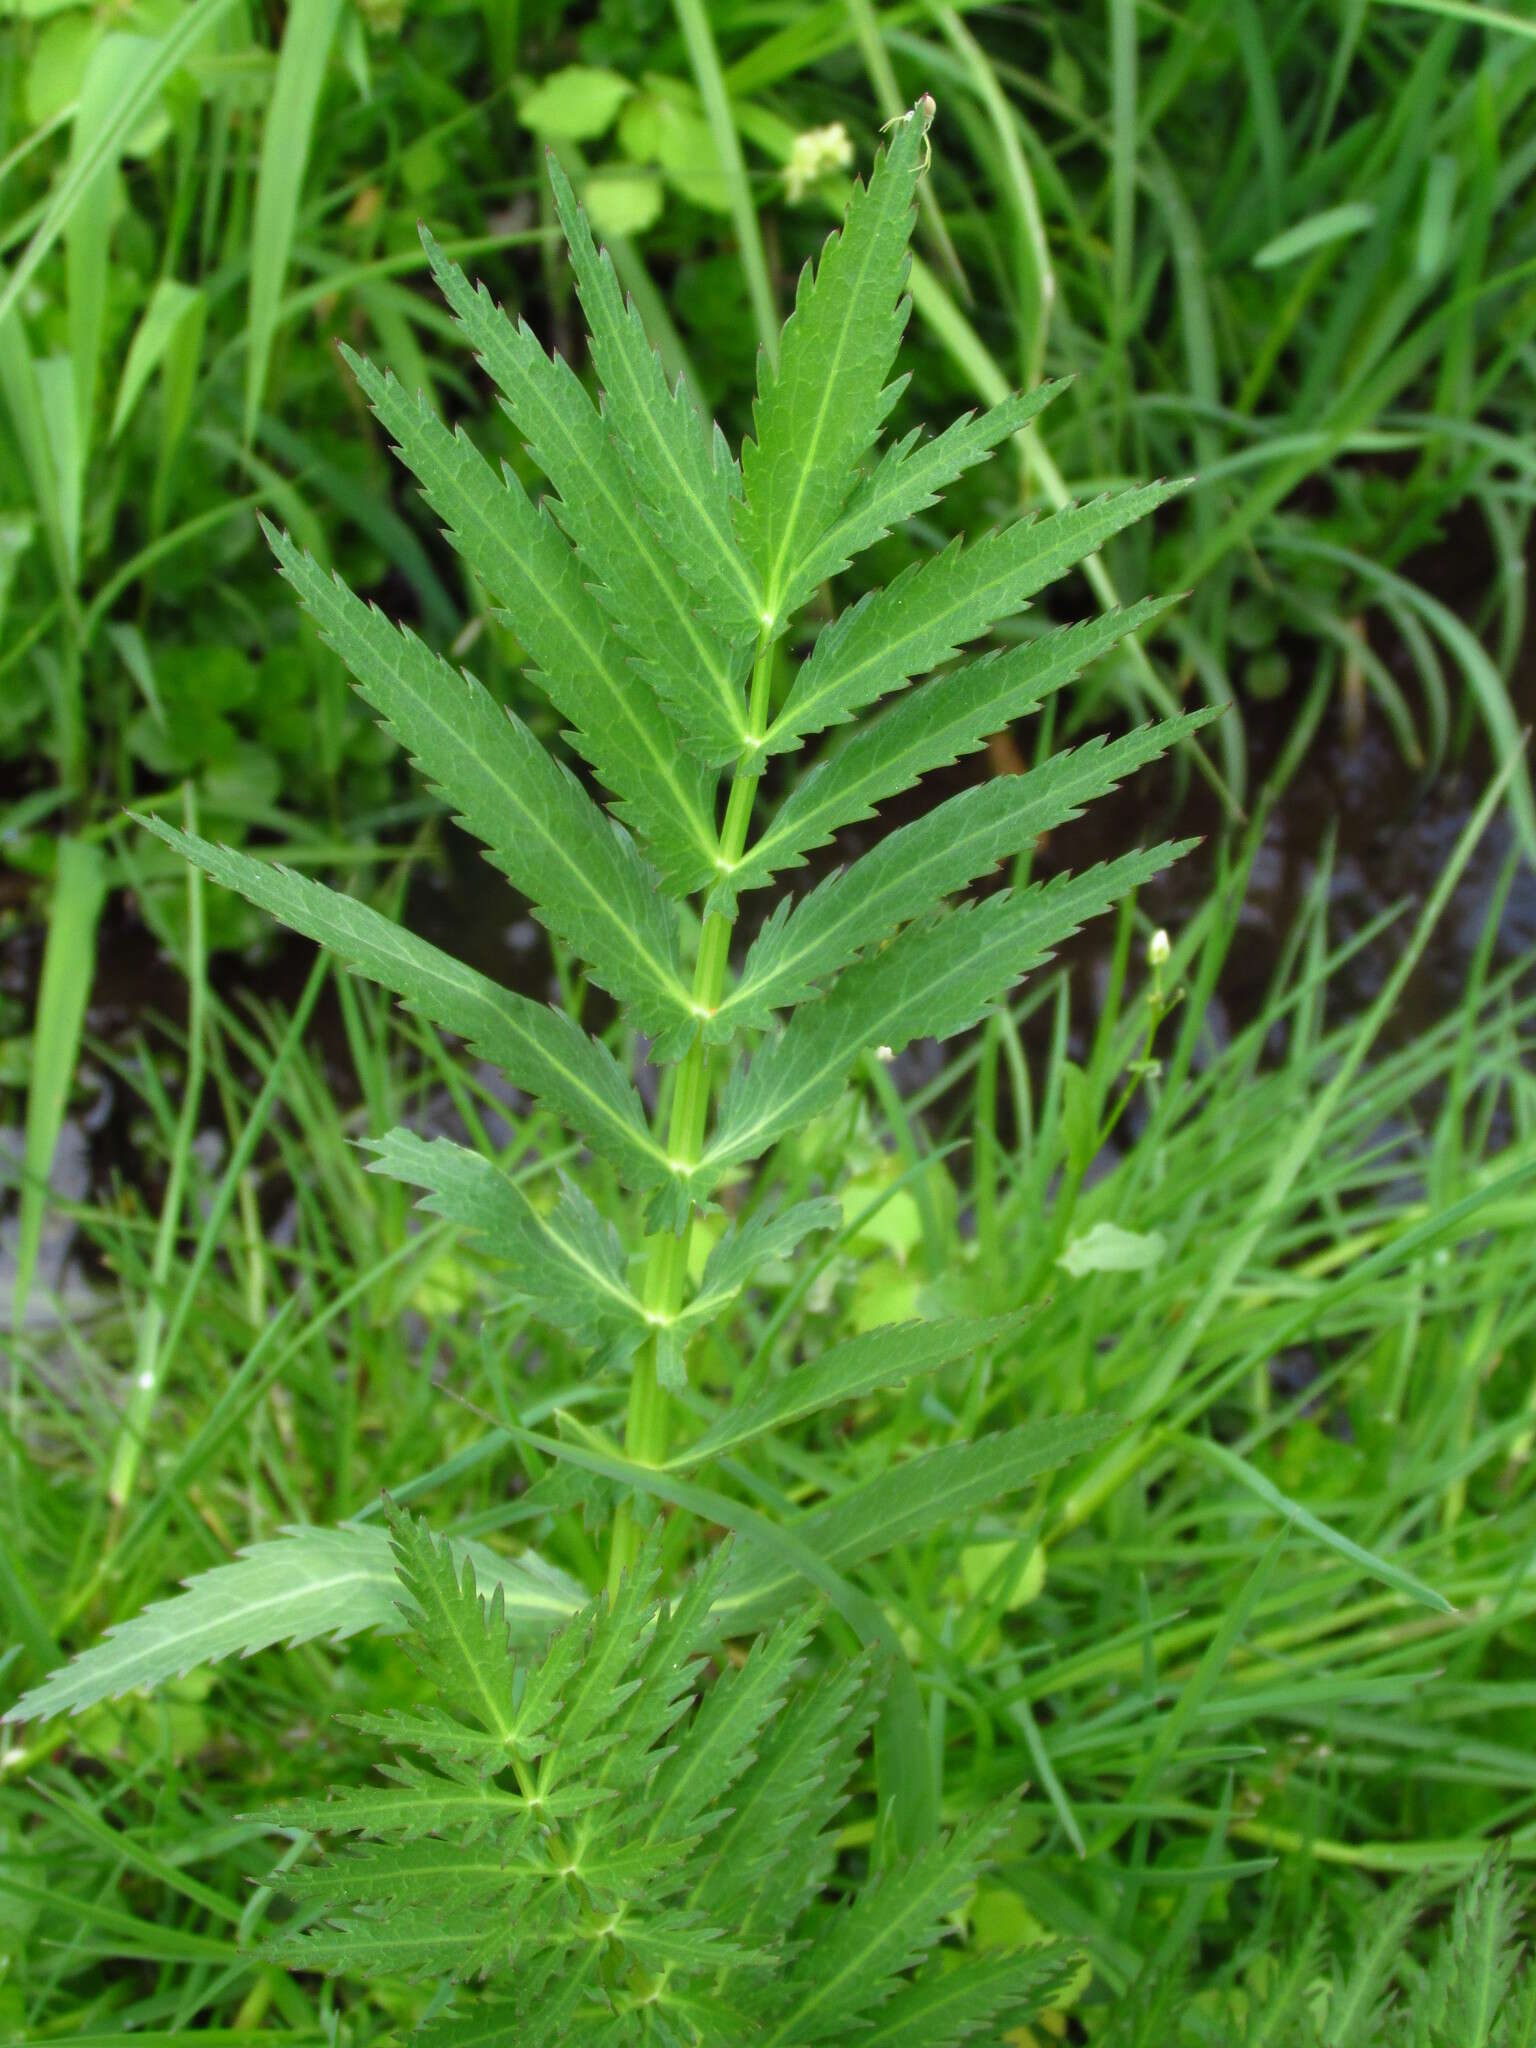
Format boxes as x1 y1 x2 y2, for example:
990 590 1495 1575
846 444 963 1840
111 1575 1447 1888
608 635 776 1595
106 784 207 1514
670 0 779 369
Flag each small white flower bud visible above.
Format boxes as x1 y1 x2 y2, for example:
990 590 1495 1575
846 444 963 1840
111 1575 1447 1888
1147 928 1171 969
784 123 855 203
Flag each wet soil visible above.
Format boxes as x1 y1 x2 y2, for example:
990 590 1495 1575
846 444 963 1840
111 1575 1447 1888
4 541 1534 1319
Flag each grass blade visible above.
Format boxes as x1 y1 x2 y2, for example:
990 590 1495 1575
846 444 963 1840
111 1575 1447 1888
0 0 237 335
671 0 779 366
67 36 161 466
243 0 345 444
1055 756 1526 1534
9 837 105 1346
1176 1432 1454 1614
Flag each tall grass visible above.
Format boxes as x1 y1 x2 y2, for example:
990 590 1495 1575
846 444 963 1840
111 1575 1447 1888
2 0 1533 2026
4 806 1533 2019
0 2 1529 816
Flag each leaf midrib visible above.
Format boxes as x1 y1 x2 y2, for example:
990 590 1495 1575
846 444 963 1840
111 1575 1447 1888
334 588 693 1026
360 363 721 874
770 530 1032 750
761 177 902 617
516 351 749 748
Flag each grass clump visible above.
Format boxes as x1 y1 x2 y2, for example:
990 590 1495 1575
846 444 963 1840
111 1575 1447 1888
4 819 1533 2036
1 30 1533 2048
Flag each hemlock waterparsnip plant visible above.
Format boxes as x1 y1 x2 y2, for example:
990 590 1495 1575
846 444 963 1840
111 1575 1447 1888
13 99 1215 2035
257 1502 1075 2044
140 97 1201 1546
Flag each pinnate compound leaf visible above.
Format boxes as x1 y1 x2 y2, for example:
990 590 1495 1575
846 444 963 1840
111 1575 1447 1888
645 1609 817 1845
761 1806 1012 2043
1324 1877 1426 2045
1426 1854 1522 2048
699 845 1191 1189
732 598 1180 898
417 1969 601 2048
3 1525 581 1724
135 820 670 1194
786 381 1068 612
855 1944 1076 2047
737 103 926 621
387 1504 521 1746
343 349 719 892
366 1129 645 1362
1233 1913 1327 2047
267 526 692 1037
674 1314 1028 1468
267 1764 529 1842
265 1905 510 1981
277 1836 541 1911
671 1196 843 1343
424 228 752 767
547 151 763 635
533 1532 664 1797
247 1512 1044 2034
829 844 1193 1048
688 1655 875 1926
117 102 1214 2042
764 483 1187 759
589 1545 734 1794
717 714 1211 1031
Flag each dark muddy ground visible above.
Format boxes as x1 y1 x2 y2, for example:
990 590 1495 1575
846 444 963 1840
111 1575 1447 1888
4 557 1534 1321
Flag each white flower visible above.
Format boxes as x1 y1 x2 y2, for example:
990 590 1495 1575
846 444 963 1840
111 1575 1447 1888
784 124 854 204
1147 927 1171 969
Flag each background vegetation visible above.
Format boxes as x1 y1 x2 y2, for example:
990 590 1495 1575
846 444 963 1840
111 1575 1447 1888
3 0 1535 2038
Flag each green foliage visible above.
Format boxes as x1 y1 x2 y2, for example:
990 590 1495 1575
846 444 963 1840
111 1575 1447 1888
5 1526 582 1726
3 790 1533 2044
547 151 763 641
364 1130 646 1365
142 102 1194 1424
11 104 1201 2025
1138 1855 1532 2047
132 820 673 1193
1 0 1530 842
723 600 1179 900
1417 1857 1527 2048
760 482 1184 764
422 225 751 783
5 16 1535 2045
264 517 692 1036
265 1504 1068 2045
735 103 923 624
